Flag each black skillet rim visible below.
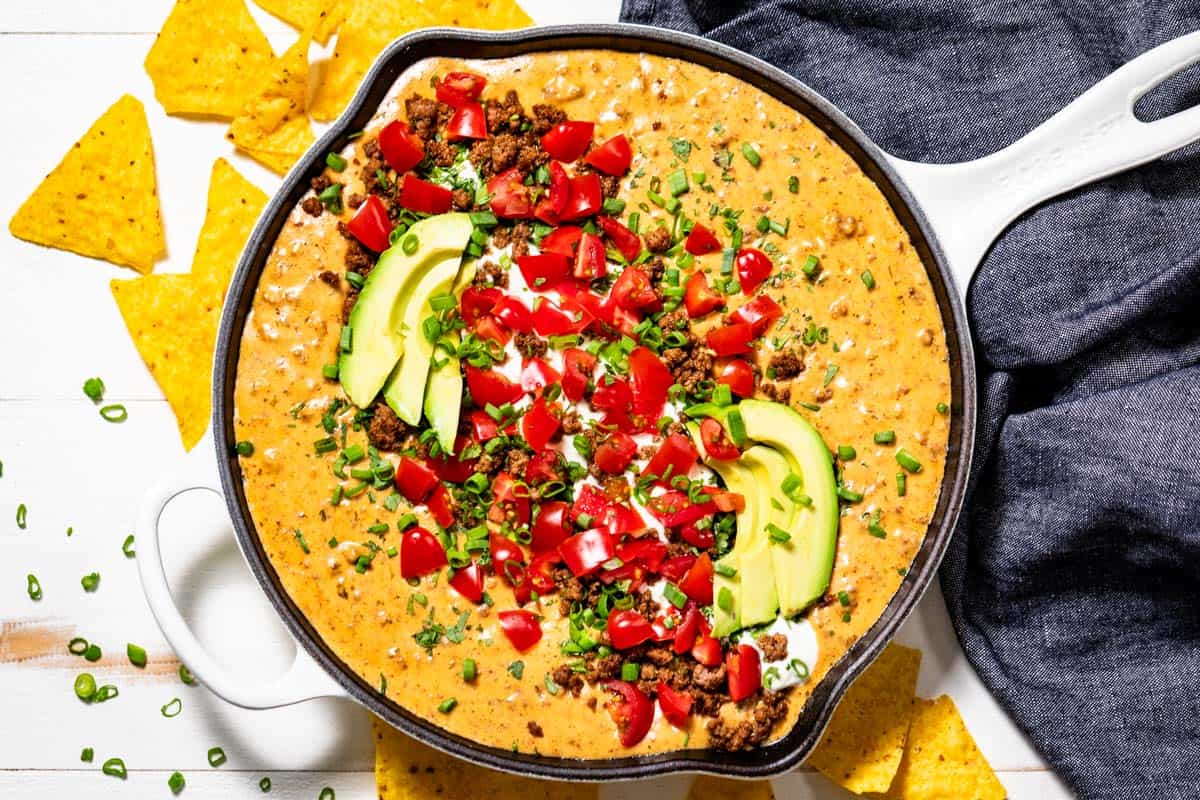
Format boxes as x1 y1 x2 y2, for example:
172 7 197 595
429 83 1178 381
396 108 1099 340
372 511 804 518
212 23 977 781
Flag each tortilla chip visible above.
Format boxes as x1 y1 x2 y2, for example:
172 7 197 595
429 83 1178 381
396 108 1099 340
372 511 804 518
9 95 164 273
807 643 922 794
110 160 266 450
872 695 1006 800
252 0 344 43
145 0 275 119
686 775 775 800
374 718 596 800
228 34 316 174
310 0 533 121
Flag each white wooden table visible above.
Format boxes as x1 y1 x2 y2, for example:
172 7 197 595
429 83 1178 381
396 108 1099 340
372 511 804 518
0 2 1072 797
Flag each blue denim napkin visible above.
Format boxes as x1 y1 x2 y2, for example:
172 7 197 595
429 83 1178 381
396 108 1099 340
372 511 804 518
619 2 1200 797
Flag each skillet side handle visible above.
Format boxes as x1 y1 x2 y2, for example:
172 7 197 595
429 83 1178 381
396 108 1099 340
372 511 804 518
889 31 1200 299
136 438 347 709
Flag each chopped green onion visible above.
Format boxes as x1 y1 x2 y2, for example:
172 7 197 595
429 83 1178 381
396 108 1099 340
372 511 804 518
861 270 876 290
437 697 458 713
823 364 839 386
260 777 272 792
837 445 856 461
99 404 128 423
663 582 688 609
896 472 907 497
102 758 127 779
787 176 799 193
896 449 923 473
766 523 791 544
169 771 186 794
667 169 689 196
179 664 196 685
602 197 626 215
339 326 353 354
83 377 105 402
92 684 118 703
714 562 737 578
161 697 183 718
81 748 94 763
717 586 734 612
68 637 89 655
402 234 420 255
462 658 477 682
801 255 820 278
81 572 100 592
207 747 227 767
621 662 640 682
84 643 102 662
837 486 864 503
936 402 949 415
16 503 27 529
127 643 147 668
726 409 747 446
235 440 254 457
874 430 896 445
74 672 97 701
741 143 762 168
507 660 524 679
318 183 344 213
319 789 335 800
26 573 41 600
325 152 347 171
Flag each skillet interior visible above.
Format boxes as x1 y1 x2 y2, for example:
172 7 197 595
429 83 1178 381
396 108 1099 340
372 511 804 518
213 23 976 780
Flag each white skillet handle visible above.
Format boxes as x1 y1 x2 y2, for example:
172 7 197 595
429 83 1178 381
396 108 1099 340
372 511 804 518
136 437 347 708
889 31 1200 298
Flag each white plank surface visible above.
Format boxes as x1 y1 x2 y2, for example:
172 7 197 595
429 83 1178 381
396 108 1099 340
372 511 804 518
0 0 1072 797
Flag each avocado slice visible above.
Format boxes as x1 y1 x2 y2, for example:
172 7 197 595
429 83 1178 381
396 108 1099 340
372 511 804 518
337 213 473 408
699 453 759 638
382 249 467 425
735 445 790 627
736 399 839 617
420 261 476 454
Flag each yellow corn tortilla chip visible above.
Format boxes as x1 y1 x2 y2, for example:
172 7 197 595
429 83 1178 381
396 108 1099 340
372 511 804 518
145 0 275 119
807 643 922 794
227 33 316 174
310 0 533 121
9 95 164 273
686 775 775 800
374 718 596 800
873 695 1007 800
110 159 266 450
252 0 344 43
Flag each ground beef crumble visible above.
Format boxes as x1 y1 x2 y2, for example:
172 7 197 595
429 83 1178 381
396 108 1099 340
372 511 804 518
706 691 790 751
768 351 804 379
757 634 788 662
514 332 548 359
643 226 672 253
366 403 409 451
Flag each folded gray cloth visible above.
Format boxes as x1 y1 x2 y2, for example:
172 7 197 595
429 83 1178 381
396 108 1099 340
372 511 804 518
619 2 1200 797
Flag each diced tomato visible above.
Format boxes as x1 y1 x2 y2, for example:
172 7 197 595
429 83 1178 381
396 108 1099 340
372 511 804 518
700 417 741 460
435 71 487 107
533 161 571 224
448 561 485 603
346 195 392 252
659 554 697 584
489 530 525 582
426 435 479 483
498 609 542 652
597 216 642 264
691 631 723 667
488 167 532 219
490 472 532 527
711 489 745 513
601 502 647 538
646 490 719 528
641 434 699 484
570 484 610 526
673 606 701 654
594 432 638 474
605 680 654 748
492 295 533 333
459 286 500 326
561 173 602 221
717 358 756 398
531 501 571 553
609 266 659 313
377 120 425 173
541 120 594 162
607 609 656 650
399 175 453 215
520 357 561 395
684 223 722 256
532 296 591 337
584 134 632 175
467 410 499 441
591 376 635 432
521 397 560 452
474 315 510 345
726 644 762 702
628 347 671 421
465 365 523 407
524 450 560 485
527 550 560 596
684 270 725 318
399 526 448 579
729 295 783 337
616 537 666 572
657 682 693 727
679 521 715 549
706 322 754 356
558 529 615 577
562 348 596 402
516 253 570 289
446 102 487 141
678 552 714 605
598 561 647 590
427 484 455 528
573 232 607 280
736 247 774 294
396 456 439 503
540 225 584 258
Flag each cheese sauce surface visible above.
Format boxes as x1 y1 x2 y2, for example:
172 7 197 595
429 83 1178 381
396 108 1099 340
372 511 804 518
234 50 950 757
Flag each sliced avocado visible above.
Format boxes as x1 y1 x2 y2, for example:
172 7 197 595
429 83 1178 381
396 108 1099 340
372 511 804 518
337 213 473 408
737 399 839 617
707 457 759 638
421 261 476 454
382 250 466 425
735 445 789 627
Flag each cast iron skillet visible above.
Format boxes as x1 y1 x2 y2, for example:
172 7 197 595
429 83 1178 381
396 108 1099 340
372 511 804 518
136 24 1200 781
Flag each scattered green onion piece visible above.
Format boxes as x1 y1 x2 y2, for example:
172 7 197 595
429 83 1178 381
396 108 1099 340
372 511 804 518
81 572 100 592
766 523 792 544
861 270 876 290
339 326 353 354
620 662 640 682
127 643 147 668
207 747 227 767
873 430 896 445
936 402 949 415
663 582 688 609
787 176 799 193
896 449 923 473
102 758 127 779
726 409 747 446
741 142 762 167
462 658 477 682
83 377 105 402
179 664 196 685
322 363 340 380
837 486 864 503
161 697 184 718
325 152 347 171
93 684 118 703
121 534 136 558
169 771 186 794
801 255 820 278
16 503 27 529
437 697 457 714
74 672 97 701
667 169 689 196
81 748 94 763
84 643 102 662
235 440 254 456
714 562 737 578
896 472 907 497
319 789 335 800
260 777 272 792
823 364 839 386
402 234 420 255
99 404 128 423
837 445 856 461
717 587 734 613
26 573 41 600
68 637 89 655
